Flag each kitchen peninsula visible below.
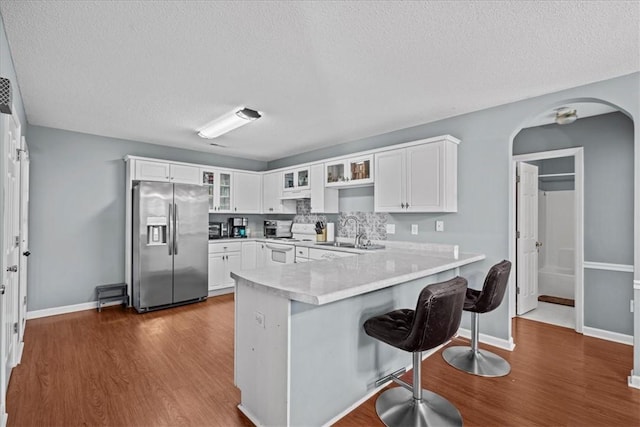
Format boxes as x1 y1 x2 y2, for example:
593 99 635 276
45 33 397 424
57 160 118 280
232 245 485 426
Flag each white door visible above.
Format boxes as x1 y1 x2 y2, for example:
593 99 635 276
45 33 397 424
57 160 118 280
208 254 227 290
374 149 405 212
516 162 539 315
17 136 29 353
2 111 21 410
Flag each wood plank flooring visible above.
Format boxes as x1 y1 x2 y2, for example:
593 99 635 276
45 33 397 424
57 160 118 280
7 294 640 426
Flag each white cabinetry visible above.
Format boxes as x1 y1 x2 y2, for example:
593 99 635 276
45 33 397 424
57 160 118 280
208 242 242 290
283 167 310 191
262 171 295 214
374 138 458 212
241 241 257 270
134 159 200 184
233 172 262 213
310 163 338 213
325 155 373 187
202 169 233 213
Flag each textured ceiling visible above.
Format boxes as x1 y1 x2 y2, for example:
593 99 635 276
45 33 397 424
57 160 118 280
0 1 638 161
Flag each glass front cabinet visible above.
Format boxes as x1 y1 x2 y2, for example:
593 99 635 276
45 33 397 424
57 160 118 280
283 167 310 191
325 155 373 187
202 169 233 212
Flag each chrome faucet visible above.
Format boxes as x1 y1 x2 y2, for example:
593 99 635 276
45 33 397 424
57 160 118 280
341 215 366 248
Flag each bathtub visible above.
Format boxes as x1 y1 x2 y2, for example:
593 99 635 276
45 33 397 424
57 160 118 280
538 265 574 299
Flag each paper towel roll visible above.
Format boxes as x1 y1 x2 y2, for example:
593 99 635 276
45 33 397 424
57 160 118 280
326 223 335 242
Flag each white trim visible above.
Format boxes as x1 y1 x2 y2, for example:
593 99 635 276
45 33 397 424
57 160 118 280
456 328 516 351
512 147 584 162
583 326 633 345
321 344 444 427
634 280 640 290
16 342 23 366
208 286 234 298
237 405 264 427
628 372 640 389
1 412 6 427
584 262 634 273
26 300 122 320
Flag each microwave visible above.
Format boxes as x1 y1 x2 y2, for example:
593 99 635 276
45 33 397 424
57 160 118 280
209 222 228 239
264 220 292 238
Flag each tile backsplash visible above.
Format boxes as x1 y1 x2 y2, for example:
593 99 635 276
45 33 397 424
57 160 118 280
338 211 388 241
291 200 387 240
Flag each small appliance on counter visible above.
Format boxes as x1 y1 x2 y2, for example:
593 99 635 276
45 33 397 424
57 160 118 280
229 217 249 238
264 220 293 239
326 222 335 242
209 221 228 239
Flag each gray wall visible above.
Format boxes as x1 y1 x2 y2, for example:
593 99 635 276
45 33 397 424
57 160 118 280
515 112 634 334
264 73 640 342
27 125 267 311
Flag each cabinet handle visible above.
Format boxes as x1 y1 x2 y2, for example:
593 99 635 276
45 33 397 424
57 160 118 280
406 202 410 209
235 207 237 211
401 203 405 208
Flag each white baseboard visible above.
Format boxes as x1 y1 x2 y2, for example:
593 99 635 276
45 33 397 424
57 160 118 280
16 341 24 366
456 327 515 351
208 287 234 298
26 300 122 320
628 371 640 389
582 326 633 345
237 404 263 427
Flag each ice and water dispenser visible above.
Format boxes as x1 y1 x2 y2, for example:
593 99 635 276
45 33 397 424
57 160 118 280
146 216 168 246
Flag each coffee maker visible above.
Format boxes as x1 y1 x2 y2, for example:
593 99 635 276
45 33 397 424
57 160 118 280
228 217 248 238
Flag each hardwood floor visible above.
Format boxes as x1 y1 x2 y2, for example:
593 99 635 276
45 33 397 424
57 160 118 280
7 295 640 426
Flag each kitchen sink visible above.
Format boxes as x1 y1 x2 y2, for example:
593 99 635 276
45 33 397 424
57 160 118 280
315 242 385 250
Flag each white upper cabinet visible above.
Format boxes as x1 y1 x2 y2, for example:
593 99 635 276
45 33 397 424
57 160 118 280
283 167 310 191
263 171 295 214
374 138 458 213
134 160 200 184
201 169 233 213
310 163 338 213
233 172 262 213
325 155 373 187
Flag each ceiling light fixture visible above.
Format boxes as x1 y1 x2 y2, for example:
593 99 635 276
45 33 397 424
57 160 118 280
197 107 262 139
555 107 578 125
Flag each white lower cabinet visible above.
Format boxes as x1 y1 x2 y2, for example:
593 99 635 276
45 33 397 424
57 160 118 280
241 241 257 270
208 242 242 290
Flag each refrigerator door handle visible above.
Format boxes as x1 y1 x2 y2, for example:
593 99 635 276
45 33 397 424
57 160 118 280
174 203 179 255
167 203 173 255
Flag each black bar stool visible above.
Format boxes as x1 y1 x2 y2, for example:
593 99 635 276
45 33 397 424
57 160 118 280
442 260 512 377
364 277 468 427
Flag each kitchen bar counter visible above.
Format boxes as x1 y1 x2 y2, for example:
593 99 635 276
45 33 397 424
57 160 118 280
233 245 485 426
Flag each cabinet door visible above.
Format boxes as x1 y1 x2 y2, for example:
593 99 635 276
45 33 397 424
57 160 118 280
262 171 282 213
256 243 266 268
234 172 262 213
283 171 295 190
226 252 242 285
406 143 443 212
347 156 373 185
374 149 405 212
208 253 228 290
325 161 346 185
217 172 233 212
135 160 170 182
296 168 310 190
241 242 257 270
202 170 216 211
170 164 200 184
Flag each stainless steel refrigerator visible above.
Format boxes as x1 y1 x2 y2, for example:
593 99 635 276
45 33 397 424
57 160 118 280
132 181 208 312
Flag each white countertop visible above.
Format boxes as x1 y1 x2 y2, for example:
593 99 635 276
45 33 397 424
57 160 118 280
231 247 485 305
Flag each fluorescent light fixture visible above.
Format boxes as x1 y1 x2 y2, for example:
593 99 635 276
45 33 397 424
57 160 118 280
198 107 262 139
555 107 578 125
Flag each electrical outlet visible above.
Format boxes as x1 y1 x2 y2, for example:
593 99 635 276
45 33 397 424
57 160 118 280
411 224 418 235
386 224 396 234
435 220 444 232
255 311 265 328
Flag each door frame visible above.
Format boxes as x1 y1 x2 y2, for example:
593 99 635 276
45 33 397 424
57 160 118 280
509 147 584 333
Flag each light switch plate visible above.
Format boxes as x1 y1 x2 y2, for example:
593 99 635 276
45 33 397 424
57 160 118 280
411 224 418 235
386 224 396 234
436 220 444 232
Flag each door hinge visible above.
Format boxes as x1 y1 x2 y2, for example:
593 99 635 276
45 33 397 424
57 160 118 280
516 231 520 238
517 287 520 295
0 284 4 295
15 235 20 247
516 176 521 183
13 322 17 334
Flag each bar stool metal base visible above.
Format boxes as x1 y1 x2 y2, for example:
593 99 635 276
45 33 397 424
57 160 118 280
442 346 511 377
376 386 463 427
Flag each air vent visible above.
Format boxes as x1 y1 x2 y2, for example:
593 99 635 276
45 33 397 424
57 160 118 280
209 142 227 147
0 77 12 115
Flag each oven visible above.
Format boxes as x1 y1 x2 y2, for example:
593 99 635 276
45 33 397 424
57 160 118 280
264 241 295 265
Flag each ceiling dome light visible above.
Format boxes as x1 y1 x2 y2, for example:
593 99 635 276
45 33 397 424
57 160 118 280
198 106 262 139
555 107 578 125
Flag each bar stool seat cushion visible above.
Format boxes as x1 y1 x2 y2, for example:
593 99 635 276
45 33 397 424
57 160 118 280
364 278 467 353
463 260 512 313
